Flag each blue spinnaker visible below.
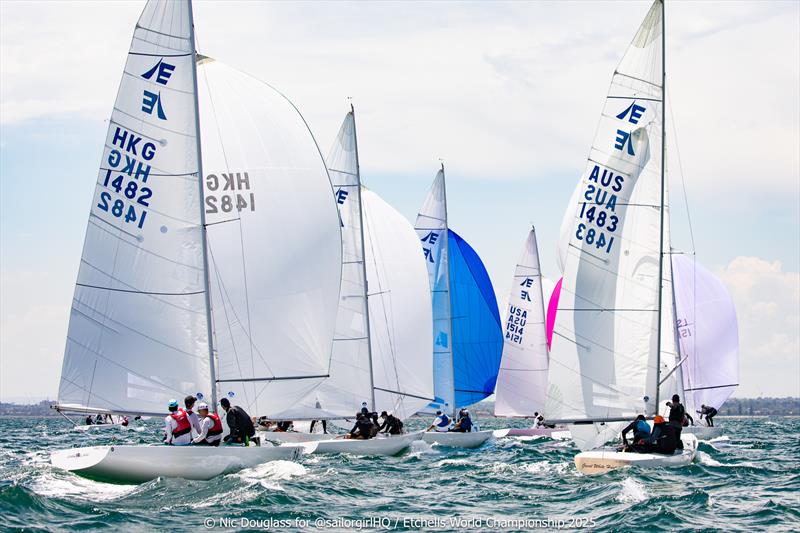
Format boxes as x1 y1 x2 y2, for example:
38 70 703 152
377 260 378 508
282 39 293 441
448 229 503 408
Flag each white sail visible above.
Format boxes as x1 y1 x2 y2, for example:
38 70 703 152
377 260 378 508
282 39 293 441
294 110 372 418
545 0 666 450
414 169 454 413
57 0 212 416
362 188 434 420
672 254 739 415
197 58 341 417
495 228 549 417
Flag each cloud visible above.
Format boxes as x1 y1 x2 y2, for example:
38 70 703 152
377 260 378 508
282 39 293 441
1 1 797 199
716 256 800 397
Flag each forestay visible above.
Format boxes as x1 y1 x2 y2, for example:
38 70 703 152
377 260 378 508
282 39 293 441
58 0 211 415
197 58 341 417
545 0 670 450
672 254 739 415
495 228 549 417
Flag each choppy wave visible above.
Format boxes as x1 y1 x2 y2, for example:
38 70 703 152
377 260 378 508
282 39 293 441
0 416 797 531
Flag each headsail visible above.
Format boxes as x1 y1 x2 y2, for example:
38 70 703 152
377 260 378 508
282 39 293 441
545 0 668 449
415 168 503 414
362 188 434 420
57 0 211 416
197 58 341 417
415 170 454 413
495 228 549 418
289 110 373 419
672 254 739 414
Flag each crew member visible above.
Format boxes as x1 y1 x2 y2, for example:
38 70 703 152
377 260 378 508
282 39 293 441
621 414 651 448
348 413 375 440
451 409 473 433
698 404 718 427
377 411 403 435
666 394 686 449
220 398 257 445
164 399 192 445
427 410 451 432
192 403 223 446
184 395 202 435
645 415 678 455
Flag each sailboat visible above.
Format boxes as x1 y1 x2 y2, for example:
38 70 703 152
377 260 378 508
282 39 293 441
262 107 432 455
545 0 697 474
493 228 563 438
414 167 503 448
670 253 739 439
50 0 343 483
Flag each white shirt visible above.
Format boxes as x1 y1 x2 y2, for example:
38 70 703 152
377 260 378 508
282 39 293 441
164 414 192 445
433 415 450 432
186 410 202 435
193 416 222 444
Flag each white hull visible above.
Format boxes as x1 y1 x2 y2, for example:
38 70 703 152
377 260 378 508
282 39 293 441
574 434 698 475
261 431 337 443
50 444 307 484
421 430 493 449
73 423 128 432
682 425 723 439
279 431 424 456
504 427 569 438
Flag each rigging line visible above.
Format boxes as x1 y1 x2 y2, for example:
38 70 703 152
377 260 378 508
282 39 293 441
76 283 203 297
364 197 404 396
207 241 253 408
204 217 240 227
79 259 204 315
667 92 696 254
216 374 329 383
684 384 738 392
373 387 434 403
198 56 260 395
70 303 205 360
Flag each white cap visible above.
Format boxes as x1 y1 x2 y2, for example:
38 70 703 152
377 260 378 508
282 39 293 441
197 402 209 410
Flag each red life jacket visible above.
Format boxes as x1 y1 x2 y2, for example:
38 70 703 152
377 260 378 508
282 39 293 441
170 408 192 437
207 413 223 437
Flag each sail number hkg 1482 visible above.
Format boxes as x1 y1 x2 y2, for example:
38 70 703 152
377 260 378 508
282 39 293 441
205 172 255 214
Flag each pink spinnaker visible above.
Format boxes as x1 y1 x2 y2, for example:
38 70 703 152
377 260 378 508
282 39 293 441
546 277 563 350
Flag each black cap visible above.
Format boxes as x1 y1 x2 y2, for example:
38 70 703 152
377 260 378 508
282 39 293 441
184 395 196 407
380 411 388 417
672 394 680 402
220 398 231 409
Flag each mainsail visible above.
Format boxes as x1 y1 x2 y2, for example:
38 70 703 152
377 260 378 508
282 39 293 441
57 0 341 419
197 58 342 418
545 0 671 450
672 254 739 415
495 228 549 418
291 109 433 421
58 0 211 416
415 168 503 416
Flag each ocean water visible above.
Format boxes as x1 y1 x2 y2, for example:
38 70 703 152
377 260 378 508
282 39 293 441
1 416 798 532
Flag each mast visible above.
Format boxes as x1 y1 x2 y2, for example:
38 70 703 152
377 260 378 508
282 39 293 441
669 252 687 402
440 163 456 419
350 104 377 412
187 0 218 412
653 0 666 416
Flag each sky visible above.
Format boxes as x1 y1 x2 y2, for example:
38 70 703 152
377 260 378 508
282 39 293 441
1 0 798 403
